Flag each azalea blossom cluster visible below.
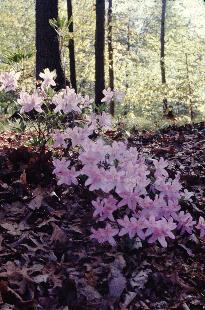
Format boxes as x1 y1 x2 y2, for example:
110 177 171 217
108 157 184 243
14 68 94 115
101 87 125 104
1 68 204 248
53 130 205 247
51 111 113 149
17 91 43 113
48 75 203 248
52 86 94 114
0 70 20 92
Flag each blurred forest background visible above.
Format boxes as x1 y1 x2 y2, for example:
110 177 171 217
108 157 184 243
0 0 205 129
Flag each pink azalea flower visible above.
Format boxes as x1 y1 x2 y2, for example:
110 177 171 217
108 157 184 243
82 165 106 191
139 196 163 219
95 138 112 155
173 211 196 234
118 215 148 239
118 188 140 211
86 113 98 131
53 158 78 186
52 130 67 148
53 158 70 176
53 87 81 114
92 197 104 218
0 71 20 92
18 91 43 113
101 88 114 104
39 68 56 88
90 224 119 246
153 157 169 178
115 164 148 194
161 199 181 219
120 147 140 166
103 167 125 193
109 140 128 162
92 195 118 221
145 216 176 247
79 94 94 108
56 166 79 186
79 139 109 166
66 126 90 148
101 88 125 104
196 216 205 238
155 175 182 203
117 215 131 234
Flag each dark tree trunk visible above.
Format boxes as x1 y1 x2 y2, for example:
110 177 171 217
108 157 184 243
160 0 166 84
160 0 167 111
36 0 66 90
126 21 131 91
67 0 77 93
95 0 105 105
123 20 131 116
108 0 115 116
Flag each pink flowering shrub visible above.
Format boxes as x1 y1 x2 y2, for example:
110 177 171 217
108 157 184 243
49 80 203 248
1 67 204 248
52 129 198 248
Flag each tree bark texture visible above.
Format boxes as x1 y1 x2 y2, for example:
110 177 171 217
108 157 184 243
36 0 66 90
108 0 115 116
95 0 105 105
67 0 77 92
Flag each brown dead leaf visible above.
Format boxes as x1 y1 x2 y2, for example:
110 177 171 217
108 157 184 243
121 291 137 308
85 268 98 287
19 170 27 185
108 272 126 301
130 269 151 289
28 186 45 210
0 222 24 236
0 289 3 305
108 256 126 301
169 271 195 293
28 194 43 210
0 236 4 251
50 223 67 244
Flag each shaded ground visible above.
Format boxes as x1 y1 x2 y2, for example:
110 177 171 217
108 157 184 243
0 123 205 310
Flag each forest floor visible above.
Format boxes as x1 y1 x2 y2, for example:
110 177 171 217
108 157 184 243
0 122 205 310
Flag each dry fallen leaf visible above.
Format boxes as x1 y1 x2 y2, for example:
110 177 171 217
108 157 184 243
0 222 24 236
50 223 67 244
108 256 127 301
28 187 45 210
28 194 43 210
130 269 151 290
19 170 27 185
0 236 4 251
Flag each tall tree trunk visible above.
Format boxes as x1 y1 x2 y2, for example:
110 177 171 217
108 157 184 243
160 0 167 111
95 0 105 105
108 0 115 116
67 0 77 93
123 20 131 116
36 0 66 90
